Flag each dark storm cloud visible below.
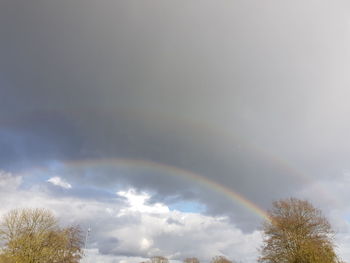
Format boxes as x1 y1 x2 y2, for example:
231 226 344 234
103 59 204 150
1 0 350 228
0 111 83 170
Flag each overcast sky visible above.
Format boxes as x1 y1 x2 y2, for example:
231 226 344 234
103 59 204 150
2 1 350 262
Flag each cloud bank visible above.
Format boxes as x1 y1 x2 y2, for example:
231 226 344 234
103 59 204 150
1 0 350 261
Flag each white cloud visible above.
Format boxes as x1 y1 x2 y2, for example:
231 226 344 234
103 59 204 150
81 249 149 263
7 170 350 263
140 238 153 251
0 171 22 191
117 189 169 214
47 176 72 189
0 171 262 263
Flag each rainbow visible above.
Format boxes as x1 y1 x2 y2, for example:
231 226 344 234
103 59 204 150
38 158 271 221
25 107 337 216
115 108 339 207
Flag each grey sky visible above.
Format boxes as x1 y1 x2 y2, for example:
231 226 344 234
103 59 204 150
1 0 350 262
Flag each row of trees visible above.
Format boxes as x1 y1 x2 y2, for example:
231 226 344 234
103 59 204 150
0 198 344 263
145 256 234 263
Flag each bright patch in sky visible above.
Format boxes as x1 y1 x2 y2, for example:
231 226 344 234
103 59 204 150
0 171 22 191
169 201 206 213
117 189 169 214
47 176 72 189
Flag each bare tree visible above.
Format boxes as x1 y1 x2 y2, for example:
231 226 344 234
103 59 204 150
211 256 232 263
259 198 342 263
0 208 83 263
184 257 200 263
150 256 169 263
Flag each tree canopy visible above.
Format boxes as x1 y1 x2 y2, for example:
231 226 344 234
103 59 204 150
211 255 232 263
259 198 342 263
184 257 200 263
150 256 169 263
0 208 83 263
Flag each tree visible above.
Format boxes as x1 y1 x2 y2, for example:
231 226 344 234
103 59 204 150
259 198 342 263
184 257 200 263
211 256 232 263
0 253 15 263
150 256 169 263
0 208 83 263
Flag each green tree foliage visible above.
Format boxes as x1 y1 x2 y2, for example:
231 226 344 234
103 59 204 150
259 198 342 263
0 208 83 263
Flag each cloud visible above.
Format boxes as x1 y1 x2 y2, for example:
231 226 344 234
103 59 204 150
3 0 349 231
2 0 350 261
117 189 169 214
0 170 22 191
0 170 263 263
293 172 350 262
47 176 72 189
1 0 348 200
1 168 350 263
81 249 148 263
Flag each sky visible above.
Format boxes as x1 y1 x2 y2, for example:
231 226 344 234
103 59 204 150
1 0 350 262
